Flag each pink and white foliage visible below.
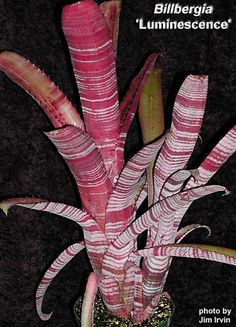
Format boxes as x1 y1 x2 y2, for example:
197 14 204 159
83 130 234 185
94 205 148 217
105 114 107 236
0 0 236 325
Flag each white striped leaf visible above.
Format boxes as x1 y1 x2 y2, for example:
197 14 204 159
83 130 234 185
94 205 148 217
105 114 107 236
102 185 225 278
172 125 236 241
160 169 193 199
0 198 107 273
187 124 236 188
36 242 85 321
143 75 209 303
105 136 165 241
46 125 112 231
154 75 208 201
99 276 129 319
62 0 120 176
133 267 144 320
136 244 236 266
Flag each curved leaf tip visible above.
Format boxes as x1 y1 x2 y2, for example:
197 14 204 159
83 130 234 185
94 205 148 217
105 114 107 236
0 203 11 216
222 188 231 196
0 198 46 216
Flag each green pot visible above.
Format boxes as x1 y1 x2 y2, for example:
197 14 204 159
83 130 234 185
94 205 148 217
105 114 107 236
74 292 174 327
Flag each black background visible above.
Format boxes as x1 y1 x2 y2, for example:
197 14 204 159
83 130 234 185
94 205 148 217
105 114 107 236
0 0 235 326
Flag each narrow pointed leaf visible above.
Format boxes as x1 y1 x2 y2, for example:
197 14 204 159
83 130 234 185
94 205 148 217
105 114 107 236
105 136 165 241
139 68 164 144
110 53 158 179
100 0 122 57
0 51 84 129
176 224 211 243
139 68 165 205
46 125 113 231
187 124 236 188
36 242 85 321
102 185 225 277
120 53 158 130
62 0 120 174
160 169 193 199
145 169 194 249
171 126 236 252
154 75 208 201
0 197 98 231
0 197 107 272
137 244 236 266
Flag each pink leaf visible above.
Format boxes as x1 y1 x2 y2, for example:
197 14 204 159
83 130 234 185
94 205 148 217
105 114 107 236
0 198 107 272
122 263 135 314
99 276 129 319
141 293 162 323
187 124 236 188
36 242 85 321
0 197 96 230
160 169 193 199
134 180 148 211
154 75 208 201
137 244 236 266
46 125 113 231
105 136 165 241
133 267 144 320
0 51 84 129
171 125 236 246
142 185 225 303
62 0 120 175
102 185 225 278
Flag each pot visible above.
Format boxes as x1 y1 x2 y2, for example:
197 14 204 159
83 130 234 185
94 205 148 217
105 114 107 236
74 292 174 327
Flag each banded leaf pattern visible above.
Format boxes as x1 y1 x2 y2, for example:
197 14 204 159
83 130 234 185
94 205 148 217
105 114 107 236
187 124 236 188
99 276 129 318
105 136 165 241
137 244 236 266
142 185 225 302
102 185 225 278
160 169 192 199
143 75 208 303
172 124 236 237
36 242 85 321
46 126 112 231
133 267 144 320
154 75 208 201
62 0 120 175
0 198 107 272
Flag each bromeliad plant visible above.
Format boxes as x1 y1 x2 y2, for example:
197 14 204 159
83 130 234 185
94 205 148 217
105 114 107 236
0 0 236 325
